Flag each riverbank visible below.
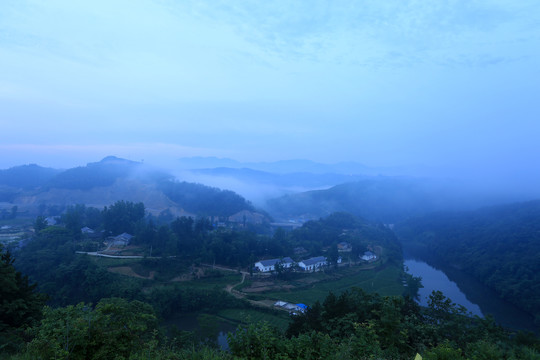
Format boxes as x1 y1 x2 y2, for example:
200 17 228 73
403 243 538 333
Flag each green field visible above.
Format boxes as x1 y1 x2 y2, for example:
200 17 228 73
260 264 404 305
171 273 242 290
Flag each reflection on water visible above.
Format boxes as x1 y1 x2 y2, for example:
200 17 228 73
403 245 538 333
405 259 482 316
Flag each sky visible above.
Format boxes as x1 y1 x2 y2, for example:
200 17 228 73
1 0 539 188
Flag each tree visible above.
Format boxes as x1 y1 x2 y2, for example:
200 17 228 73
102 201 145 235
327 242 340 269
0 246 46 353
28 298 158 359
34 216 47 233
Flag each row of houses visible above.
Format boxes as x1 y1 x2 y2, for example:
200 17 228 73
254 256 331 273
254 251 377 273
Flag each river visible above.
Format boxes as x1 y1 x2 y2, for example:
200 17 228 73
403 244 538 333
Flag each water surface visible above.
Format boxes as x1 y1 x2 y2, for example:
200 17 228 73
403 245 537 333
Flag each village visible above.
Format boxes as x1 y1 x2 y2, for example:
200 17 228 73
253 244 378 274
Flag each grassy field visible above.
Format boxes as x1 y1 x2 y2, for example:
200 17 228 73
173 273 243 290
260 264 404 305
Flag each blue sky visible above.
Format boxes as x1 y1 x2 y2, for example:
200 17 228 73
1 0 539 186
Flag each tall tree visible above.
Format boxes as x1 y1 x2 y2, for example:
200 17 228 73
0 246 46 353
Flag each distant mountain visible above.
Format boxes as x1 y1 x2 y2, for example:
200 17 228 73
42 156 174 191
177 157 393 175
0 156 255 218
175 158 408 207
0 164 61 189
264 177 489 223
186 167 369 188
396 200 540 322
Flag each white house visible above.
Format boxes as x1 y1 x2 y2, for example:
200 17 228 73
298 256 328 272
361 251 377 261
254 257 294 273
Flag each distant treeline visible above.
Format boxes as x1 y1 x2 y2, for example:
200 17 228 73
397 200 540 325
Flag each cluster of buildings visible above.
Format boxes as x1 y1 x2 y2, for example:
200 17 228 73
254 248 378 274
254 256 330 273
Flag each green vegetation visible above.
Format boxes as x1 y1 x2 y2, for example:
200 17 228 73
0 246 46 353
397 200 540 325
3 216 540 359
0 156 255 218
228 289 540 360
159 180 255 217
266 177 467 223
217 309 291 331
262 265 404 305
0 164 60 191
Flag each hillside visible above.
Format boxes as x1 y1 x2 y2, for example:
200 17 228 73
0 164 60 190
265 177 479 223
396 200 540 323
0 157 254 218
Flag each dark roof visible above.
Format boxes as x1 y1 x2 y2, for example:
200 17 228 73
301 256 327 266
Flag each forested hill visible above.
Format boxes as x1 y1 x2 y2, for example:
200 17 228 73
0 164 60 189
265 177 480 223
396 200 540 323
0 156 254 217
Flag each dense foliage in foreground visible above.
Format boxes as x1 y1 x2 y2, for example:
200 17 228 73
397 200 540 324
4 289 540 359
3 245 540 359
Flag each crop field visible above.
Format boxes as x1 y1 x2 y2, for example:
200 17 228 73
259 265 404 305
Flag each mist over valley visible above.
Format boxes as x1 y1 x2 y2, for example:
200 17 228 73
2 0 540 357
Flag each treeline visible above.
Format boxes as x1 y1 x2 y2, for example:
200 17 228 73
35 203 401 266
159 180 255 217
397 200 540 325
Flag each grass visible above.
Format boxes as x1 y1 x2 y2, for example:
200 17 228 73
261 264 404 305
177 273 243 289
89 256 141 267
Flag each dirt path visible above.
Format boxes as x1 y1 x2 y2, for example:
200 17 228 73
221 271 290 311
226 272 246 295
201 263 250 276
